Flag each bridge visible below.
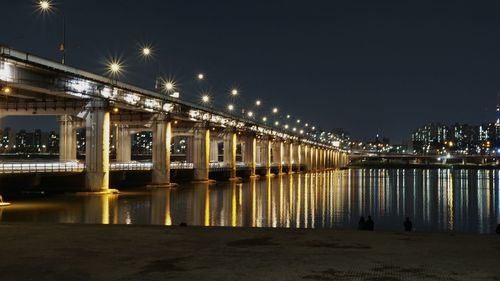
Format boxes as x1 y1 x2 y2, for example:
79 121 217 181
0 46 349 192
349 153 500 165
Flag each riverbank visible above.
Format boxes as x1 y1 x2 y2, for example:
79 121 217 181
0 224 498 280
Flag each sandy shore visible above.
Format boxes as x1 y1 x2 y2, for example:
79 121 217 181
0 224 499 281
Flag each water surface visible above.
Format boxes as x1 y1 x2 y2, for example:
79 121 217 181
1 169 499 233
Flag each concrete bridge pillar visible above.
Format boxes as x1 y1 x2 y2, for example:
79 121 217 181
273 141 283 175
193 125 210 182
260 137 272 176
296 144 301 173
326 149 330 169
59 115 77 162
303 145 309 172
85 99 110 192
151 117 173 187
115 125 131 163
324 149 328 169
318 148 324 171
223 131 237 179
244 135 257 177
286 142 293 174
209 139 219 162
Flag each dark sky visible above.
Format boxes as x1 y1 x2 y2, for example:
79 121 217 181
1 0 500 142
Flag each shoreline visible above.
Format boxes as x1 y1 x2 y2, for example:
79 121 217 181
0 223 499 280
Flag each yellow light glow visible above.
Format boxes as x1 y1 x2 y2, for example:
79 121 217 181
113 107 119 113
231 89 238 96
262 116 267 122
2 87 11 94
227 104 234 111
164 80 175 92
286 115 291 119
247 111 254 117
197 73 205 80
202 95 210 103
39 0 51 11
142 47 151 56
272 107 278 114
255 100 261 106
274 121 279 126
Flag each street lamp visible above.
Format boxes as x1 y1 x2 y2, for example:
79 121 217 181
231 89 238 96
107 59 123 78
227 104 234 111
197 73 205 80
201 94 210 104
255 100 261 106
38 0 66 64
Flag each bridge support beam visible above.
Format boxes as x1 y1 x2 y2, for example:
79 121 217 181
303 145 309 172
244 135 257 178
224 132 237 180
287 143 294 174
150 118 173 187
85 100 111 192
116 125 131 163
59 115 77 162
209 139 219 162
273 141 283 175
261 137 272 176
193 126 210 182
296 144 301 173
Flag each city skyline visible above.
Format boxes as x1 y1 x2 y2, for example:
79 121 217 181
1 1 500 141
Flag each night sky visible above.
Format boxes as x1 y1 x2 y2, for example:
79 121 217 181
1 0 500 142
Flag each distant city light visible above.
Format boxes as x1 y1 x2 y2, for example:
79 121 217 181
197 73 205 80
255 100 261 106
202 95 210 103
227 104 234 111
272 107 278 114
231 89 238 96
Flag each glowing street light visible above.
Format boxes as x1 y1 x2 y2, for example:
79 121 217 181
37 0 67 64
227 104 234 111
286 115 291 119
284 124 289 129
107 59 123 77
139 45 153 57
197 73 205 80
274 121 279 126
201 95 210 103
262 116 267 122
39 0 51 11
255 100 261 106
272 107 278 114
247 111 254 117
297 119 301 123
231 89 238 96
164 80 175 92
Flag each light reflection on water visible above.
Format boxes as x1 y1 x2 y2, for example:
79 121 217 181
1 169 499 233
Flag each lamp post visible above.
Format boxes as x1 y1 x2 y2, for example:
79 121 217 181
38 0 66 64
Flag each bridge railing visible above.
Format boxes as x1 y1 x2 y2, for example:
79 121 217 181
0 162 85 174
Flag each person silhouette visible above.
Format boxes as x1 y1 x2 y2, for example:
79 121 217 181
358 216 365 230
404 217 413 232
366 216 374 231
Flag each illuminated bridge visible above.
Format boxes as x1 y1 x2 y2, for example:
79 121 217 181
0 46 349 192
